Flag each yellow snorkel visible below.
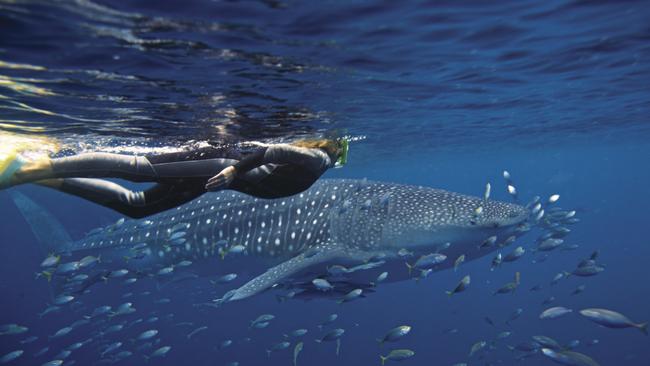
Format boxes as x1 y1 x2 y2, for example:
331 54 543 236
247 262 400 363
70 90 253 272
335 138 349 168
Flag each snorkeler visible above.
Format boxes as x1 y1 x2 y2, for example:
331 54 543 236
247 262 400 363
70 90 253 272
0 138 349 218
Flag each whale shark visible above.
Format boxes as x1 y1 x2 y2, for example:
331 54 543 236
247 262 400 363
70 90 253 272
12 179 531 303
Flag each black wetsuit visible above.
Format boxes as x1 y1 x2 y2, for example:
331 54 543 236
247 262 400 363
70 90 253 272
38 145 333 218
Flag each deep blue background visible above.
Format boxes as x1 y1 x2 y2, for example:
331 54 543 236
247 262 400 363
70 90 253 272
1 0 649 365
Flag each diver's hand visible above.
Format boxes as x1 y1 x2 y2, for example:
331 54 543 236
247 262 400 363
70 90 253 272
206 166 236 191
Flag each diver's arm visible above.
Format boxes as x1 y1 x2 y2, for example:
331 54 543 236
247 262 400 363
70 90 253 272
205 145 331 191
205 148 267 191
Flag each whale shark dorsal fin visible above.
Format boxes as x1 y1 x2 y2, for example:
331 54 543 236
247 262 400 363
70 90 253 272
223 244 342 303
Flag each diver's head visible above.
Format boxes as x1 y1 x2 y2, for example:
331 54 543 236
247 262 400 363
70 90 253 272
291 137 349 167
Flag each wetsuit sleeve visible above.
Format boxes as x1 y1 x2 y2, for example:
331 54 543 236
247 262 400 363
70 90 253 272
233 147 268 174
262 144 332 174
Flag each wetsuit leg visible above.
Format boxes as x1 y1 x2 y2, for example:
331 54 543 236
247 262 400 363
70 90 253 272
13 152 237 185
44 178 204 218
12 152 159 185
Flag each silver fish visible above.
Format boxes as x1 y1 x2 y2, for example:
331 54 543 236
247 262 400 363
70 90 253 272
579 308 647 335
540 307 573 320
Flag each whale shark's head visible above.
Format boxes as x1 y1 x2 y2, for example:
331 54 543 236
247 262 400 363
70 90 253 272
378 184 529 250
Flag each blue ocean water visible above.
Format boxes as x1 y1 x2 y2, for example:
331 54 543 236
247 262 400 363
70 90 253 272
1 0 649 365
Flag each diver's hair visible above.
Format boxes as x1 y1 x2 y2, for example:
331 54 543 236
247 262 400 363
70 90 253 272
291 139 341 157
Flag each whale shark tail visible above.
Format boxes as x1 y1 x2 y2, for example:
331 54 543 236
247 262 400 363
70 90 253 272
9 190 73 299
9 190 72 255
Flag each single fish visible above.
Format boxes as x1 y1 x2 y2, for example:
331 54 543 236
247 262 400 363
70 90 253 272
551 271 569 285
38 305 61 318
572 265 604 277
490 253 502 271
19 336 38 344
146 346 171 360
446 275 470 296
312 278 334 291
50 326 73 339
497 331 512 339
484 183 491 201
327 265 349 276
108 269 129 278
397 249 413 258
416 268 432 281
579 308 647 335
34 347 49 357
317 314 338 329
176 260 192 267
113 351 132 361
380 349 415 365
533 335 563 351
169 231 186 241
542 296 556 306
536 239 564 252
187 326 208 339
88 305 112 318
499 235 517 248
285 329 308 338
453 255 465 272
170 222 189 232
214 273 238 284
540 307 573 320
541 348 600 366
266 341 290 358
377 325 411 345
218 340 232 350
338 289 362 304
251 314 275 328
0 350 23 364
39 360 63 366
503 246 525 262
252 322 270 329
136 329 158 341
293 342 303 366
157 266 174 276
40 255 60 268
469 341 487 357
53 295 74 305
315 328 345 343
100 342 122 357
479 236 498 249
78 255 100 268
503 170 511 181
564 340 581 350
55 261 80 274
374 271 388 285
406 253 447 274
571 285 586 295
493 272 520 295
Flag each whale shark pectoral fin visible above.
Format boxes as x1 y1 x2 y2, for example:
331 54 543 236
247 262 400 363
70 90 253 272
225 246 342 303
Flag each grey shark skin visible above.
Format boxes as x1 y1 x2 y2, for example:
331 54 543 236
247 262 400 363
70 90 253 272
54 179 530 303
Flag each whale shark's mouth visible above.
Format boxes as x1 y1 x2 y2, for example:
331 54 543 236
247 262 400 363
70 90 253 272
465 204 530 229
493 207 530 227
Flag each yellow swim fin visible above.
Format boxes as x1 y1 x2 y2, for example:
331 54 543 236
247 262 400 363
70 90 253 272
0 149 26 188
